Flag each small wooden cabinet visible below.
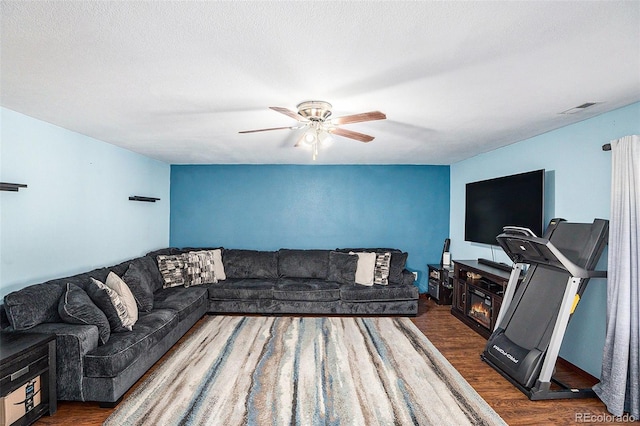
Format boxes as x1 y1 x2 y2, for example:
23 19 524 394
451 260 516 339
427 264 453 305
0 333 56 426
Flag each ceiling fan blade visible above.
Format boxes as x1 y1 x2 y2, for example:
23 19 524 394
293 132 307 147
269 107 306 121
329 127 375 143
239 126 298 134
331 111 386 125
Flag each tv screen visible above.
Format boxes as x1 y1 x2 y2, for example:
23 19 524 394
465 169 544 245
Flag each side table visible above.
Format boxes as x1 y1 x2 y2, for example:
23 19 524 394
0 332 56 426
427 263 454 305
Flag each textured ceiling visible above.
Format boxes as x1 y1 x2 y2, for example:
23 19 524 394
1 1 639 165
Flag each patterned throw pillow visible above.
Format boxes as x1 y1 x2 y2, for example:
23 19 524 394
374 252 392 285
157 254 186 288
184 251 217 287
87 277 134 332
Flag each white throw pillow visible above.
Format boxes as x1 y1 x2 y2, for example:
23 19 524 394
211 249 226 281
106 271 138 326
350 252 376 286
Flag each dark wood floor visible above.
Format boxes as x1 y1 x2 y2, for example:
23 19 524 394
37 295 617 425
415 296 617 426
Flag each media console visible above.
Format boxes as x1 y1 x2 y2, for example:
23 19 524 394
451 259 520 339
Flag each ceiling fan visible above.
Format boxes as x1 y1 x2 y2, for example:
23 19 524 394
239 101 386 159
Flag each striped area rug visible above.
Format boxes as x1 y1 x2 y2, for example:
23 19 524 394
105 316 506 425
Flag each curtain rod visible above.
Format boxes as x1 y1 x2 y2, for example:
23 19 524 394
602 143 611 151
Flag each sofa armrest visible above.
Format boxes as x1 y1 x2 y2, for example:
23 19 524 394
24 322 99 401
401 269 416 286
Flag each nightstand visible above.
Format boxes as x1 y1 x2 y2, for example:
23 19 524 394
0 332 56 426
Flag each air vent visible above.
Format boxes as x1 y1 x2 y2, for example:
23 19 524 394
559 102 599 114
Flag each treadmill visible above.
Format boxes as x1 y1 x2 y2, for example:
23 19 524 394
481 218 609 400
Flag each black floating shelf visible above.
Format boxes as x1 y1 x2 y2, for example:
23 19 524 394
129 196 160 202
0 182 28 192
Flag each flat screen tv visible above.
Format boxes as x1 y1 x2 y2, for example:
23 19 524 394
465 169 544 245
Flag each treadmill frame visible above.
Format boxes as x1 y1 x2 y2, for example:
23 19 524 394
481 220 608 400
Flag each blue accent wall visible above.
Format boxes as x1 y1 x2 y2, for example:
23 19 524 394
450 101 640 378
0 108 171 298
170 165 450 292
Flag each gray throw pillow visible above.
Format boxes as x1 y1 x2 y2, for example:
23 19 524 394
327 251 358 285
58 283 110 345
86 278 132 332
122 262 155 312
388 252 408 284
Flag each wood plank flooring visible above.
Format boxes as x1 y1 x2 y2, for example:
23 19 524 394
414 295 616 426
36 295 618 425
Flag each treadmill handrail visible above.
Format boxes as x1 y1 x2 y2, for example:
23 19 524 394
496 232 601 279
502 226 537 237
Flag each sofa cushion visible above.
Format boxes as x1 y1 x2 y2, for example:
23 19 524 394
84 309 178 378
47 269 109 291
58 283 111 345
337 248 408 284
4 282 65 330
87 278 133 332
327 251 358 285
207 279 275 300
273 279 341 302
122 262 155 312
146 247 184 258
278 249 330 279
153 286 208 321
340 283 419 302
223 250 278 280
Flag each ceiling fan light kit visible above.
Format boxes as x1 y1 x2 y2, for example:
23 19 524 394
239 100 386 160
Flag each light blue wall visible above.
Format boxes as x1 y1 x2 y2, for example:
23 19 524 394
0 108 171 298
450 101 640 378
170 165 450 292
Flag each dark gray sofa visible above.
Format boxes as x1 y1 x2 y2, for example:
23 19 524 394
1 247 418 407
152 247 419 316
1 255 208 407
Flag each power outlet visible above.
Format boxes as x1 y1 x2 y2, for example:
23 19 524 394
412 271 418 281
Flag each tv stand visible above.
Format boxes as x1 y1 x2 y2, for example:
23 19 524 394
478 258 512 272
451 260 520 338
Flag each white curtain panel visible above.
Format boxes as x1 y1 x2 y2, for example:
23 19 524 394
593 134 639 418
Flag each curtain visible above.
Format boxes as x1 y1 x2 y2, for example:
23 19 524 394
593 134 639 418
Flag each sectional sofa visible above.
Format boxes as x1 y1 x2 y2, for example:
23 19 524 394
1 247 418 406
